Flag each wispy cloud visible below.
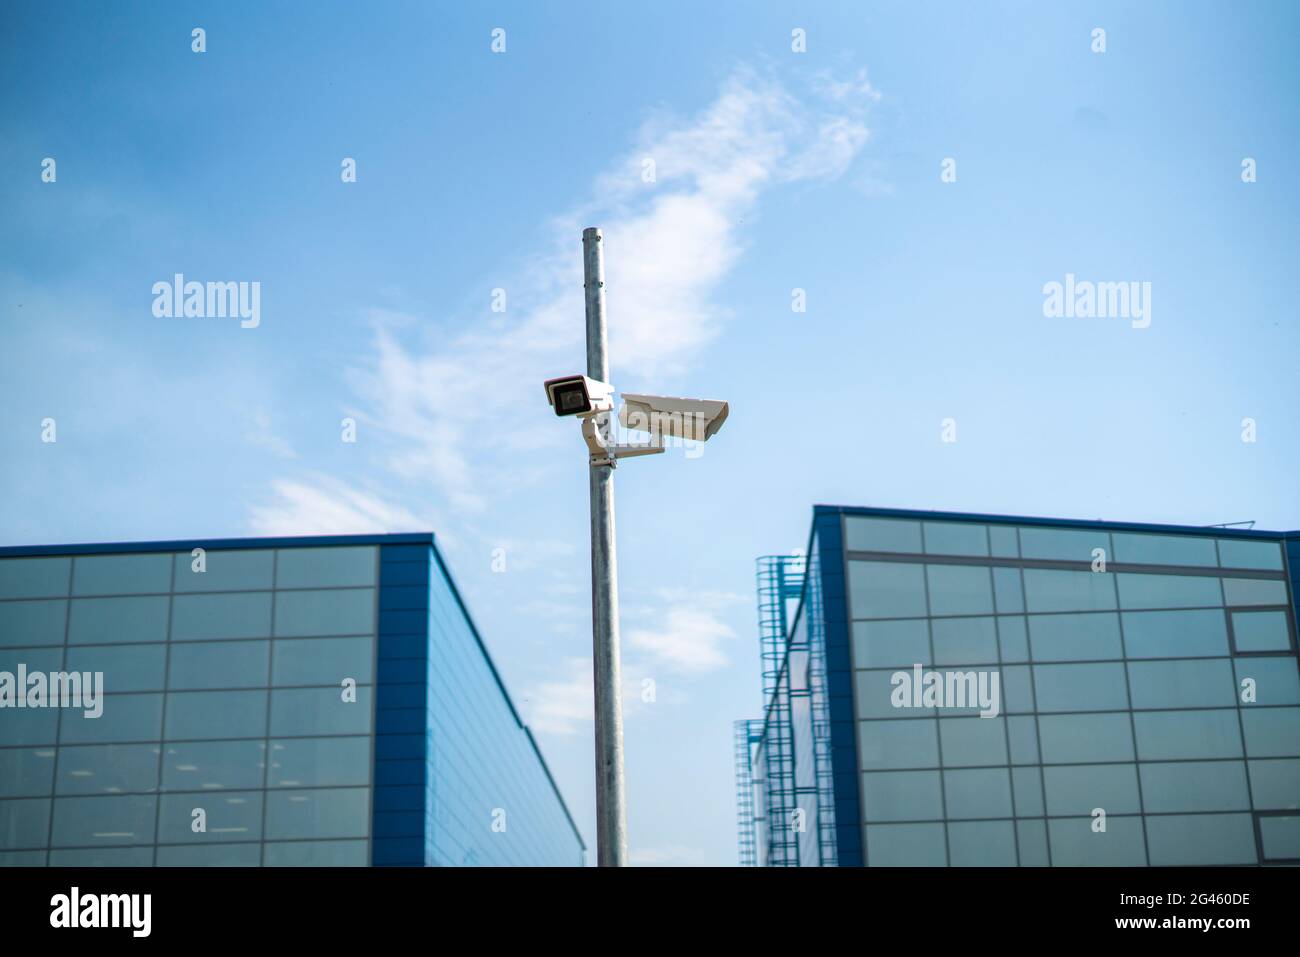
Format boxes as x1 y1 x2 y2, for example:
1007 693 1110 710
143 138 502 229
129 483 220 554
251 63 881 527
247 474 429 536
625 588 744 675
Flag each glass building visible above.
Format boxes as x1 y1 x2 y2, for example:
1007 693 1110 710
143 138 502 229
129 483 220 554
0 534 585 867
736 506 1300 866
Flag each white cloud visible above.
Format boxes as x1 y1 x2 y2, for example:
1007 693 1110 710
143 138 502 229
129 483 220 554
247 474 429 536
625 588 744 675
521 656 593 736
629 844 708 866
253 63 881 524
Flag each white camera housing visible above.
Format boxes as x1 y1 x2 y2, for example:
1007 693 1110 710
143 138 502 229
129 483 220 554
544 375 615 418
618 393 730 442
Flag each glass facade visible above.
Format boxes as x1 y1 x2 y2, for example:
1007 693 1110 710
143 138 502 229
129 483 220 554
0 535 584 867
738 507 1300 866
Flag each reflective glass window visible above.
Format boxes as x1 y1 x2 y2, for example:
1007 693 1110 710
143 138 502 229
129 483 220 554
1232 610 1292 653
844 517 921 554
161 739 266 791
1241 707 1300 757
939 716 1007 766
173 549 274 593
55 744 159 795
49 847 154 866
997 616 1028 663
1011 766 1043 816
274 589 375 637
0 748 56 798
1006 715 1039 764
859 770 943 822
943 767 1012 818
1217 538 1283 571
270 686 372 737
1019 526 1109 562
1126 659 1235 709
60 693 162 744
158 791 262 843
1234 657 1300 706
1111 532 1217 567
948 820 1016 866
164 690 267 740
1022 569 1116 613
865 822 946 866
264 787 369 840
988 525 1018 558
848 561 927 619
268 736 371 788
1038 712 1134 764
65 643 166 693
167 640 269 690
68 596 169 644
1032 663 1129 712
1043 764 1140 815
72 554 170 596
50 794 156 846
1122 609 1229 659
0 799 51 850
923 522 988 557
1028 612 1122 661
1259 816 1300 861
272 636 375 686
1145 813 1256 866
857 718 939 770
0 557 70 600
1002 665 1034 714
1048 815 1145 865
1016 819 1049 866
1116 573 1222 610
1247 758 1300 809
1139 761 1250 812
991 567 1024 614
156 843 261 866
171 593 272 641
926 565 994 617
0 599 66 647
856 669 930 719
275 547 377 589
931 616 998 665
1133 709 1243 760
263 840 368 867
1223 578 1289 607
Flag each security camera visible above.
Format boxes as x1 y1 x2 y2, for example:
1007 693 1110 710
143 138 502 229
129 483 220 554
544 375 615 418
618 393 730 442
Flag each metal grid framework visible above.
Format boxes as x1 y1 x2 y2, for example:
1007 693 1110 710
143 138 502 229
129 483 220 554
732 719 763 866
803 543 839 866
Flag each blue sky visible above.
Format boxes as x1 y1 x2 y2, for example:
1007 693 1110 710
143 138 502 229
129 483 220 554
2 0 1297 865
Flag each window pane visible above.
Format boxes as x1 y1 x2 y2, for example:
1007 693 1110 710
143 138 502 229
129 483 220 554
1012 766 1043 816
0 599 67 647
1146 813 1256 866
1043 764 1140 815
1218 538 1283 571
1032 663 1129 712
173 549 274 593
997 616 1028 663
991 567 1024 614
50 794 156 846
848 562 927 619
1022 569 1116 613
1007 715 1039 764
1016 819 1048 866
263 840 368 867
865 822 946 866
923 522 988 557
61 693 162 744
931 617 998 665
268 736 371 788
1248 759 1300 809
156 842 261 866
0 557 70 599
948 820 1016 867
1133 709 1243 760
274 589 375 637
167 640 269 690
55 744 159 795
1126 659 1235 709
1235 657 1300 706
1111 532 1217 567
856 670 930 718
852 619 930 668
1 708 58 746
860 770 942 822
1241 708 1300 757
926 565 993 616
49 847 154 866
1002 665 1034 714
988 525 1018 558
272 636 375 686
844 518 921 554
1019 526 1109 562
0 645 61 675
171 593 272 641
158 791 262 843
65 643 166 693
858 718 938 769
1139 761 1250 812
270 686 372 737
161 739 266 791
1260 816 1300 861
0 799 50 850
1038 712 1134 764
275 547 377 589
1232 610 1292 652
68 596 169 644
943 768 1012 818
72 554 171 596
0 748 56 798
1048 815 1145 865
165 690 267 740
264 787 369 840
1223 578 1289 607
1122 609 1229 658
1116 573 1222 610
939 716 1007 766
1029 612 1122 662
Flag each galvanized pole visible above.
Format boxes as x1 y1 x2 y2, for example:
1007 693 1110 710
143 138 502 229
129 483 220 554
583 226 628 867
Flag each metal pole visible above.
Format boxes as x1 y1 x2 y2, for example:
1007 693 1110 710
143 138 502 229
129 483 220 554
583 226 628 867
